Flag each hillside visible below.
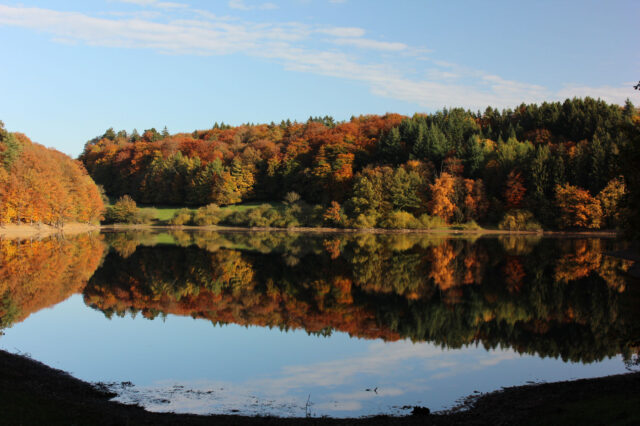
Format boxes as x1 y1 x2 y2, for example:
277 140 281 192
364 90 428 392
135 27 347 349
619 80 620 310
0 121 104 226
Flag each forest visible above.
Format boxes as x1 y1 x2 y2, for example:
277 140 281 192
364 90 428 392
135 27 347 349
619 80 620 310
0 121 104 226
81 97 640 232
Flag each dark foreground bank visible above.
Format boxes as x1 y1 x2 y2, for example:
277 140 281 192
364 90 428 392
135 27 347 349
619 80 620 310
1 350 639 426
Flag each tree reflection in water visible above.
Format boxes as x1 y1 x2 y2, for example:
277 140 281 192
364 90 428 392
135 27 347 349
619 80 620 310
79 231 640 364
0 233 105 330
1 231 638 363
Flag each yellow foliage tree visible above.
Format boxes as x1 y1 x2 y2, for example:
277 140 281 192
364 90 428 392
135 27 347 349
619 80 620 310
597 177 626 228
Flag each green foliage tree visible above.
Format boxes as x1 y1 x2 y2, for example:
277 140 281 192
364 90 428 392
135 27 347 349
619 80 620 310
386 168 423 212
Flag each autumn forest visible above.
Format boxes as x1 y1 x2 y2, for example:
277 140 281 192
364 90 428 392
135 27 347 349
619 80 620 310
79 97 640 232
1 97 639 234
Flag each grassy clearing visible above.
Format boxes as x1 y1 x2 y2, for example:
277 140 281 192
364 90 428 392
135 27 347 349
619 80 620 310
220 201 285 213
105 197 488 231
136 202 284 225
135 205 197 223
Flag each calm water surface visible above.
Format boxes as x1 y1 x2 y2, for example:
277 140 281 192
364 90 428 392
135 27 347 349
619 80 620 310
0 231 638 417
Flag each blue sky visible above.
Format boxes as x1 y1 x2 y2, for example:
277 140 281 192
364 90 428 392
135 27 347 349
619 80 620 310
0 0 638 156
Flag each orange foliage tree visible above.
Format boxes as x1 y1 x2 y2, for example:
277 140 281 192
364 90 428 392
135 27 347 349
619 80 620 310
461 178 489 221
554 184 603 229
0 126 104 226
428 172 456 222
504 170 526 210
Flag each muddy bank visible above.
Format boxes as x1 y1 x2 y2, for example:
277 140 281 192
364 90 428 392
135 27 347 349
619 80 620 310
0 223 100 239
1 349 639 425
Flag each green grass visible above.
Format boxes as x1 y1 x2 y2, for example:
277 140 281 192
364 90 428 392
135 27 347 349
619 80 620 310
220 201 285 213
117 202 284 225
137 205 200 223
105 196 197 225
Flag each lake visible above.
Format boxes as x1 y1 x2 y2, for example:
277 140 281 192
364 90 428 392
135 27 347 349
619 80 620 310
0 231 638 418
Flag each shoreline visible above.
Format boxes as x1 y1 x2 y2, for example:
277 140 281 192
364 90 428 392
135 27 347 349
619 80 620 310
0 223 100 239
1 348 638 425
102 223 620 237
0 222 621 240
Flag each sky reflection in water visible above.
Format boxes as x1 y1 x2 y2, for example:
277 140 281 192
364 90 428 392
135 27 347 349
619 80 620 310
0 295 628 417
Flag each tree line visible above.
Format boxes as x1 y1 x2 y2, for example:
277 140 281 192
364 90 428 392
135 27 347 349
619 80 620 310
80 97 640 231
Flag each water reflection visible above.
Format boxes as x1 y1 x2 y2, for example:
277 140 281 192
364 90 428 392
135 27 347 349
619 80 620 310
0 234 105 329
0 231 639 416
77 231 638 363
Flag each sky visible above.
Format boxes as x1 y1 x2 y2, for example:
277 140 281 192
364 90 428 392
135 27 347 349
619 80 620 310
0 0 638 156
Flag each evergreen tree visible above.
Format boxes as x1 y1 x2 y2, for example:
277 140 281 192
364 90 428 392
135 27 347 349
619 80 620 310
588 134 607 193
130 129 141 142
103 127 116 140
378 127 405 165
463 135 485 178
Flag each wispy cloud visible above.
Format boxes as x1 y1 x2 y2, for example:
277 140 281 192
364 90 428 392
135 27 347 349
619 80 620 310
112 339 521 416
330 37 407 51
0 4 636 110
315 26 364 38
228 0 278 11
114 0 188 8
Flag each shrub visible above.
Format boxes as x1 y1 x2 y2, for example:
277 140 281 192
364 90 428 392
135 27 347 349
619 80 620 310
246 204 279 227
192 204 222 226
169 208 193 226
263 207 283 227
280 204 304 228
104 195 152 224
451 220 483 230
353 213 377 229
381 211 421 229
418 214 447 229
224 210 250 226
499 209 542 231
220 204 286 227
